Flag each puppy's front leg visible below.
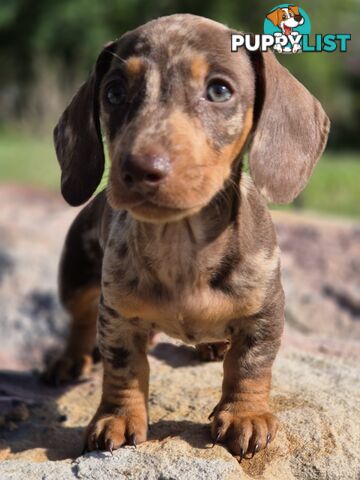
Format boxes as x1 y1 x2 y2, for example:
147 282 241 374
85 294 149 452
211 292 284 460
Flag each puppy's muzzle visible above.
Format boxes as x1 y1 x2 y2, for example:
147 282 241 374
121 152 170 195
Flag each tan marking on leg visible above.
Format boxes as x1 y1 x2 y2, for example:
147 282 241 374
86 294 150 452
86 352 149 451
211 371 278 458
43 286 100 385
211 307 282 458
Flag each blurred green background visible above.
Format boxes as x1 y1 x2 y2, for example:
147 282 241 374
0 0 359 217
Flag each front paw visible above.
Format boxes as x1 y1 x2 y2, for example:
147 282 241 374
84 406 148 453
42 353 93 386
211 406 278 460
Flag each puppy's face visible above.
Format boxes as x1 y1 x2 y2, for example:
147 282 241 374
101 16 255 222
54 14 329 215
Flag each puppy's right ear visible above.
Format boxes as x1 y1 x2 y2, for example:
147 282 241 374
247 49 330 204
54 42 116 206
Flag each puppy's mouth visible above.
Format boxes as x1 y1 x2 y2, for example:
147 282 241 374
128 200 202 223
107 151 229 223
106 181 206 223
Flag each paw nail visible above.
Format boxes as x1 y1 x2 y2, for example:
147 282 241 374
129 433 137 448
207 345 215 360
266 433 272 447
251 442 260 458
208 407 216 421
211 432 221 448
90 434 99 451
105 439 114 455
239 448 244 463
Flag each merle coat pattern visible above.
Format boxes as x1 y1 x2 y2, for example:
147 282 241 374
43 14 330 460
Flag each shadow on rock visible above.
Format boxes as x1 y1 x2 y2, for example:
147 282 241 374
149 342 202 368
0 370 84 461
149 419 211 450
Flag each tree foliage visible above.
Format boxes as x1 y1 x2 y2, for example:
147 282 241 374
0 0 359 148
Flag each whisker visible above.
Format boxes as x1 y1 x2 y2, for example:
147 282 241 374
107 50 126 64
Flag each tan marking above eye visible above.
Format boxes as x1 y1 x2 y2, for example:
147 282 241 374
126 56 144 77
190 56 209 82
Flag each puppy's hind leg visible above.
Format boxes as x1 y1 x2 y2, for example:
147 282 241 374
43 197 105 386
43 286 100 386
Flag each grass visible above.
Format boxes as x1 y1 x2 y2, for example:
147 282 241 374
271 152 360 218
0 131 359 218
0 131 60 190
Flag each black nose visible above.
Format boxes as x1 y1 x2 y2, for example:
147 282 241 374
121 152 170 193
294 14 302 22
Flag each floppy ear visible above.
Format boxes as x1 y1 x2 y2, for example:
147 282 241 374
248 50 330 204
289 5 300 16
54 42 116 206
266 9 281 26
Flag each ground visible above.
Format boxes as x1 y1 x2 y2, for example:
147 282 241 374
0 185 359 479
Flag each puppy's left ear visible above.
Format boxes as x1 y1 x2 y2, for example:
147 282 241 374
54 42 116 206
248 50 330 204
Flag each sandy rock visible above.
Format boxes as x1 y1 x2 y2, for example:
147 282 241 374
1 343 360 479
0 186 360 479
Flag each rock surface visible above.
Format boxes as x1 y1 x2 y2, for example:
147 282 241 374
0 185 359 479
1 344 360 479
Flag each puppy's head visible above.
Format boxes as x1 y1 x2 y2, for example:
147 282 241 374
54 14 329 222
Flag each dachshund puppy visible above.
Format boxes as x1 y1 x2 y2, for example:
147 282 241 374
44 14 330 460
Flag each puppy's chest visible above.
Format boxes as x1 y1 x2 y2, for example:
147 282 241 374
102 244 241 344
102 238 269 344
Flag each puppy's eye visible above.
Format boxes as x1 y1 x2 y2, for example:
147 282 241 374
206 82 232 103
106 85 126 105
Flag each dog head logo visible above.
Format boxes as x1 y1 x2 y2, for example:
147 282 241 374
264 4 311 53
267 5 304 35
